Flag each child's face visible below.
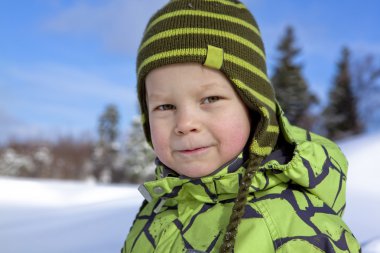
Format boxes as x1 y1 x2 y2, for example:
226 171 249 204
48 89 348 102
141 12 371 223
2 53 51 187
146 63 251 178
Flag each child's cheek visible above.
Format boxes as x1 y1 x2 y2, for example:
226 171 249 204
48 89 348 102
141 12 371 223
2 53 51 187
220 114 251 155
150 122 168 157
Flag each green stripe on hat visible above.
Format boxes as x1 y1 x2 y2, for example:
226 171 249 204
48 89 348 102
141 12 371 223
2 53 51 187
172 0 247 8
138 48 207 76
145 9 261 37
224 53 269 82
139 27 266 60
231 78 276 112
204 0 246 8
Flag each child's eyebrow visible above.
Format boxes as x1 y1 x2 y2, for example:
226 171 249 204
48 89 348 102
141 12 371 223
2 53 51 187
147 92 168 102
200 82 228 91
146 81 228 103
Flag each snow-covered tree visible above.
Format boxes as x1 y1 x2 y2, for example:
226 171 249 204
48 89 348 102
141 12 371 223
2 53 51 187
91 104 122 183
0 149 35 176
124 116 155 183
271 26 318 129
98 105 119 146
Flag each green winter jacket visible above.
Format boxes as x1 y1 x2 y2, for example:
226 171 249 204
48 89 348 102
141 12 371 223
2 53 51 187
121 111 361 253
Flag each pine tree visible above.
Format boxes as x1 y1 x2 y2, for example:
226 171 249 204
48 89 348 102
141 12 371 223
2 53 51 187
92 104 121 183
124 116 156 183
98 104 119 146
352 54 380 132
271 26 318 129
323 47 362 140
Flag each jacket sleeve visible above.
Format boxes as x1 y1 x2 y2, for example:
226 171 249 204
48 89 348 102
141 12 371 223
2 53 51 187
277 124 349 216
121 200 153 253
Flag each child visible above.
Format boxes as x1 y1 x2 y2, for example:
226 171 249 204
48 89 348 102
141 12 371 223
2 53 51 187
121 0 361 252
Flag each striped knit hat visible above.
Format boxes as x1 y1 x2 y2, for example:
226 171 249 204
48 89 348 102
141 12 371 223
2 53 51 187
136 0 279 251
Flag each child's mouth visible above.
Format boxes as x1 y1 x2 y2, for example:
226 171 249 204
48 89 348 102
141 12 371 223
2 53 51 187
178 146 209 155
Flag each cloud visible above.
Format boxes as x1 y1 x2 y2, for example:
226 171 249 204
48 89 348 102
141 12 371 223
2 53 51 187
1 62 138 141
6 62 136 104
0 109 33 144
0 109 23 128
43 0 380 61
350 41 380 56
43 0 167 55
0 116 92 144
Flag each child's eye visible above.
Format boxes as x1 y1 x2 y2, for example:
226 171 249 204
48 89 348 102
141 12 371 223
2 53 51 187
203 96 220 104
156 104 175 111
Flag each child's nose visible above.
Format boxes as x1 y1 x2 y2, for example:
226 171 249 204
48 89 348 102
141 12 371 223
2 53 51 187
174 108 200 135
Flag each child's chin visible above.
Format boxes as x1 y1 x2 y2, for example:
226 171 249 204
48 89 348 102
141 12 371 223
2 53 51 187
176 166 218 178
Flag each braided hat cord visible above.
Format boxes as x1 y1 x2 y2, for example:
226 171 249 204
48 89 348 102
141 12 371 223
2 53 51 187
220 155 264 252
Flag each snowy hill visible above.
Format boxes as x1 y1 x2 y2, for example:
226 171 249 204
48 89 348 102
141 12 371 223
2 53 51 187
1 132 380 253
340 132 380 252
0 178 143 253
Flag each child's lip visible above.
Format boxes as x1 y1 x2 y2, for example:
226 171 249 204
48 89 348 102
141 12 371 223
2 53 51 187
177 146 209 154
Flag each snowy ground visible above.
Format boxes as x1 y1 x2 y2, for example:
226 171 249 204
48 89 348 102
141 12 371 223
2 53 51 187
0 178 143 253
340 132 380 253
1 132 380 253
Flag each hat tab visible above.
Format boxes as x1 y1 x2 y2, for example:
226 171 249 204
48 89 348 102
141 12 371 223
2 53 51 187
203 45 224 70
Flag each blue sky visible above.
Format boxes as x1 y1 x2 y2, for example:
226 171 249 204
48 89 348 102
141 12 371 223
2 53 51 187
1 0 379 143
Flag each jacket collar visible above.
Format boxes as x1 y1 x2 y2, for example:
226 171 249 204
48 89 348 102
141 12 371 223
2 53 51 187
154 151 247 180
139 152 247 203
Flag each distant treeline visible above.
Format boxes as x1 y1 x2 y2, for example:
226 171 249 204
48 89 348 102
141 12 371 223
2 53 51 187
1 26 379 183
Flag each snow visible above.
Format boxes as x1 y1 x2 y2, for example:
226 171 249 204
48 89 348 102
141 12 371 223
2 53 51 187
0 178 143 253
340 131 380 251
364 239 380 253
0 132 380 253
